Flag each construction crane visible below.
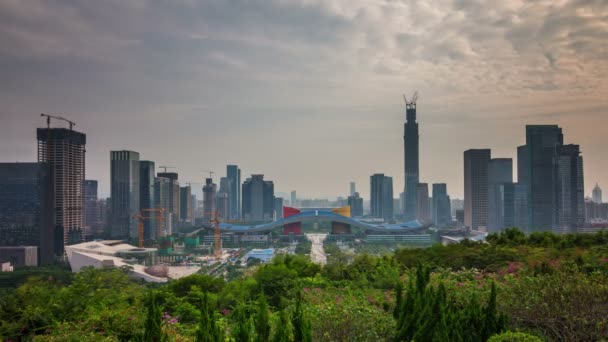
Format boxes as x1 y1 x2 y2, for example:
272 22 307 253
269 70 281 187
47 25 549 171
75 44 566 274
40 113 75 130
158 166 175 173
202 170 215 179
204 210 223 260
133 208 165 248
403 91 419 110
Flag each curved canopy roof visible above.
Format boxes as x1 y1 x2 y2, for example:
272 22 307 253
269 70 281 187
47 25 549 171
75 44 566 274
202 210 423 233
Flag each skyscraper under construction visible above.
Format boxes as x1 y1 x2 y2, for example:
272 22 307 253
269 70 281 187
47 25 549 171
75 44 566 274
403 93 419 221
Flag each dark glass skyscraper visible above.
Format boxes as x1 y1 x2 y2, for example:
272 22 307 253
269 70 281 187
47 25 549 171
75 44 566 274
404 98 419 221
555 144 585 233
370 173 394 222
242 175 274 221
0 163 52 264
464 149 491 231
432 183 451 227
110 150 140 240
139 161 156 239
526 125 563 231
226 165 241 219
487 158 513 232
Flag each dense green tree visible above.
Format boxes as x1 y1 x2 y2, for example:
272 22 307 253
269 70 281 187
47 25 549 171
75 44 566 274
195 292 220 342
255 294 271 342
291 291 311 342
144 291 164 342
272 310 291 342
233 302 252 342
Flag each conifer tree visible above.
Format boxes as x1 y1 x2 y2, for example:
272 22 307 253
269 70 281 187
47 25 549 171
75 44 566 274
255 294 271 342
393 282 403 320
234 302 252 342
196 292 218 342
272 310 291 342
144 291 164 342
292 291 311 342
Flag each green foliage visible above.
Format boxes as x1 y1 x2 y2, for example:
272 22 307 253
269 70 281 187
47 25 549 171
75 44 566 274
499 264 608 341
272 310 291 342
255 262 298 308
487 331 543 342
233 302 253 342
144 291 164 342
291 291 312 342
195 292 221 342
1 230 607 341
254 294 271 342
395 264 508 342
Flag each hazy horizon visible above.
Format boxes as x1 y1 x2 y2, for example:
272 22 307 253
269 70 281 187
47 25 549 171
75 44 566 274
1 1 607 200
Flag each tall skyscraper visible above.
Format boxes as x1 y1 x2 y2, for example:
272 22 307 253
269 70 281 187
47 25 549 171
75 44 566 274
487 158 513 232
403 96 419 221
219 176 232 217
464 149 491 231
555 144 585 233
154 177 171 237
110 150 140 240
83 180 98 236
593 183 602 204
157 172 180 230
0 163 53 264
350 182 356 196
226 165 241 219
370 173 394 222
290 190 297 207
139 161 156 239
203 178 217 223
526 125 563 231
500 183 528 230
517 145 528 185
432 183 451 228
216 192 229 220
416 183 430 223
274 197 284 220
37 128 86 256
348 192 364 217
242 175 274 221
179 185 192 224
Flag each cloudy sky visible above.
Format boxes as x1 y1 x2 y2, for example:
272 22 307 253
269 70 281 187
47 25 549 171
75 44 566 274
1 0 607 200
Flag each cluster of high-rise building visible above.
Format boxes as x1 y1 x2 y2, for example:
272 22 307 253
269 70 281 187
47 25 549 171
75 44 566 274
0 101 604 268
463 125 586 233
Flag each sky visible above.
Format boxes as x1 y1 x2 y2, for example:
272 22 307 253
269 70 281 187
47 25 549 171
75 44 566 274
1 0 607 200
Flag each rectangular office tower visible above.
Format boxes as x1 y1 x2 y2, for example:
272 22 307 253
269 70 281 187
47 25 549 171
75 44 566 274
226 165 241 219
487 158 513 232
139 161 156 240
464 149 491 231
526 125 563 231
154 177 171 237
0 163 53 264
432 183 451 228
180 185 193 224
370 174 394 222
555 144 585 233
37 128 86 257
157 172 180 230
348 192 364 217
242 175 274 221
110 151 140 240
203 178 217 223
416 183 430 223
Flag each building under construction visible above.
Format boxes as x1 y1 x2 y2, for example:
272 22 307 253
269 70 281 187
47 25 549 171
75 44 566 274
37 126 86 259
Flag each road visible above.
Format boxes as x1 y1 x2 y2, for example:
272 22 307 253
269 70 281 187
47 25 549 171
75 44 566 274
306 233 327 265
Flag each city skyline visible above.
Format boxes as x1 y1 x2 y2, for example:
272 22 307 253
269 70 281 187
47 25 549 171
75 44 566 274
1 1 607 200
